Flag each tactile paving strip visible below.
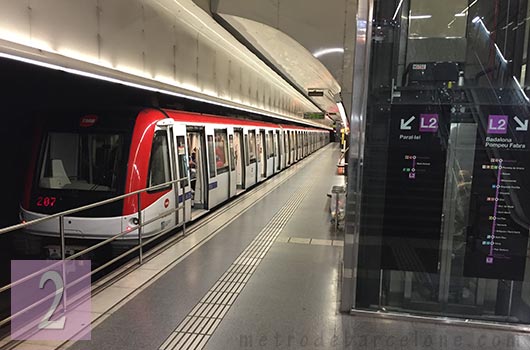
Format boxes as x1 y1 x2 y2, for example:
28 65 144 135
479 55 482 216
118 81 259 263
159 178 314 350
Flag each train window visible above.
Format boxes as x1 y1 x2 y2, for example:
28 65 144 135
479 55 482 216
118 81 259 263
267 131 274 158
248 131 256 163
244 134 250 166
39 132 123 192
176 136 188 187
214 130 229 174
148 130 171 191
207 135 216 178
229 135 235 171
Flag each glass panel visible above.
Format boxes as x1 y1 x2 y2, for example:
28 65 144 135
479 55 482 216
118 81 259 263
229 135 235 171
267 131 273 158
408 0 467 39
39 132 124 192
207 135 216 178
355 0 530 326
244 134 250 166
148 130 171 190
256 131 262 163
249 131 256 162
214 129 229 174
176 136 188 187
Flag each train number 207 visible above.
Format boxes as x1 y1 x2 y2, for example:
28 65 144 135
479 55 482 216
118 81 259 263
36 196 57 207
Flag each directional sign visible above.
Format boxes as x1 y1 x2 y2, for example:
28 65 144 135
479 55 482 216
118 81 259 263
383 106 447 273
487 115 508 134
514 116 528 131
464 106 530 281
400 116 415 130
419 114 439 133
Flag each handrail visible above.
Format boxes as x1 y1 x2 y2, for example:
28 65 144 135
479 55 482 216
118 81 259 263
0 178 188 236
0 176 190 330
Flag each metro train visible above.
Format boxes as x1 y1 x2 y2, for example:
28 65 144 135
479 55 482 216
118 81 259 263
20 108 329 245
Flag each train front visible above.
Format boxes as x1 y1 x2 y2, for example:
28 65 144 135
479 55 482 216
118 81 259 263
20 111 137 245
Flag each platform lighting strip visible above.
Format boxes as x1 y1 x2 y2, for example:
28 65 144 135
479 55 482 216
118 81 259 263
409 15 432 20
0 51 329 130
159 176 316 350
337 101 349 128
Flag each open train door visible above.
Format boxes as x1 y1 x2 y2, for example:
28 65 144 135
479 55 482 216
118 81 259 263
233 128 245 191
172 124 192 225
187 127 208 217
259 130 267 179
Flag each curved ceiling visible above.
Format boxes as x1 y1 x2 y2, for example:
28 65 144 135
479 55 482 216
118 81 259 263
218 14 341 115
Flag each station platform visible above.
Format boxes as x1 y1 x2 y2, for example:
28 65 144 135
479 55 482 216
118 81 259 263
7 143 530 350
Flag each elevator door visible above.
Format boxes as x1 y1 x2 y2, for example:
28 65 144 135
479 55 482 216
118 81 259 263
383 122 514 320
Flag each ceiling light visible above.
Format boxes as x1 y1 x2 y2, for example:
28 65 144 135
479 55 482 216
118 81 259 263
336 102 349 128
313 48 344 58
392 0 404 21
409 15 432 20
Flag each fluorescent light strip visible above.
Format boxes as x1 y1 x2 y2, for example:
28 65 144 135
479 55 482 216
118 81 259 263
458 0 478 16
313 48 345 58
337 102 349 128
409 15 432 20
512 76 530 102
0 52 330 129
392 0 404 21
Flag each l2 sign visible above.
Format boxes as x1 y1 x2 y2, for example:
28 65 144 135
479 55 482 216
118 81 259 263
487 115 508 134
419 114 439 133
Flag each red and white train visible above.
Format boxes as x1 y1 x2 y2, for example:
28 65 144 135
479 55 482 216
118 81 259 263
20 108 329 242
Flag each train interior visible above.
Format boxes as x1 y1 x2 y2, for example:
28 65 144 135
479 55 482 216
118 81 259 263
186 128 207 214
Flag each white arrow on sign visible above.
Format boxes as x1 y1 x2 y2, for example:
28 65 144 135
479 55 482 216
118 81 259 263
400 116 415 130
514 116 528 131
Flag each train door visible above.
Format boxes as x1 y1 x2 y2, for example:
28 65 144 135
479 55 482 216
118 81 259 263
266 130 274 177
206 128 230 207
273 130 278 172
186 127 208 215
304 132 308 157
247 129 258 186
289 130 296 164
281 130 287 168
234 129 245 191
293 131 298 161
301 131 307 158
277 130 283 171
142 121 177 236
258 130 266 180
284 130 289 166
228 129 236 198
172 125 192 225
299 132 303 159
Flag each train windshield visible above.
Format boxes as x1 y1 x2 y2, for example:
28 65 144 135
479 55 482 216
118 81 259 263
38 132 124 192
